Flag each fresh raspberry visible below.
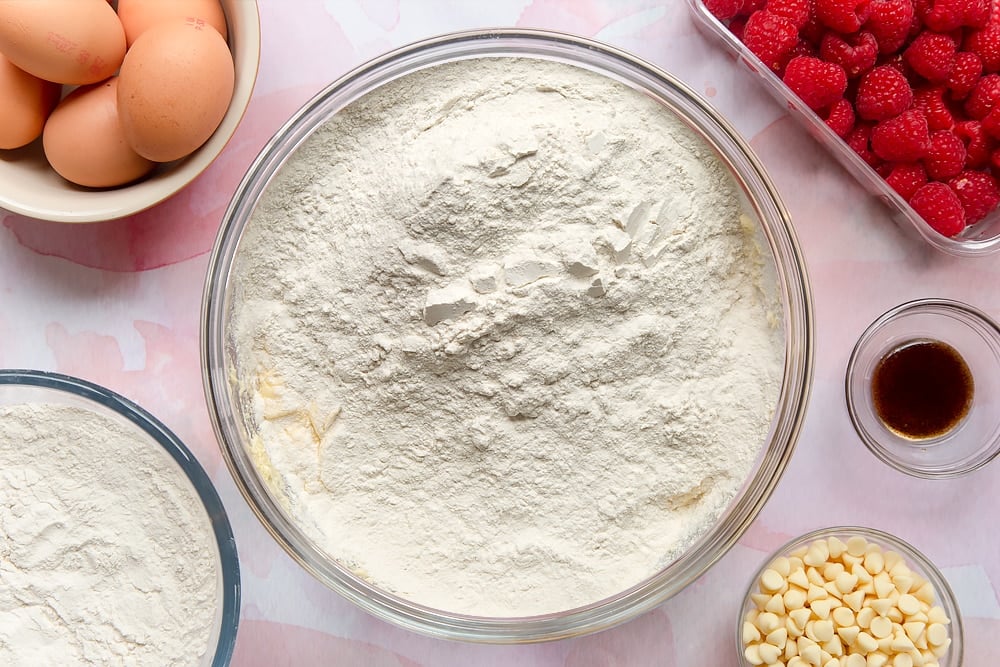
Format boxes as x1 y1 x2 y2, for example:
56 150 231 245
767 0 813 28
989 145 1000 170
914 85 957 130
886 162 930 199
820 31 879 78
964 72 1000 117
949 169 1000 222
964 24 1000 71
824 97 857 135
847 122 884 167
743 10 800 72
866 0 916 54
856 65 914 120
947 51 984 97
924 130 968 177
871 109 932 161
738 0 769 14
816 0 871 33
783 56 849 109
786 38 819 65
924 0 992 31
730 17 749 39
982 103 1000 136
705 0 746 19
904 32 959 82
954 118 995 165
909 182 967 235
800 8 828 42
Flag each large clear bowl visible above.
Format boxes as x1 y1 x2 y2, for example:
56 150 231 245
0 370 240 666
201 29 814 643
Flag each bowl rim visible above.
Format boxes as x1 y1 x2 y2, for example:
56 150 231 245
0 0 261 223
845 297 1000 479
736 525 964 667
0 369 241 666
200 27 815 643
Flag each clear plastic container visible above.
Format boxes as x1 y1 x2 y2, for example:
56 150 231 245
687 0 1000 257
0 370 240 666
738 526 963 667
201 29 814 642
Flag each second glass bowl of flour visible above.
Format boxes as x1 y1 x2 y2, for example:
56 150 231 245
203 29 813 642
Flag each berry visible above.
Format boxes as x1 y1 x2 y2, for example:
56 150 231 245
924 130 968 177
914 85 957 130
949 169 1000 222
924 0 992 31
705 0 746 19
964 72 1000 117
767 0 814 28
847 122 884 167
856 65 915 120
821 31 879 77
730 17 749 39
964 23 1000 71
783 56 849 109
743 10 801 72
871 109 932 161
904 31 959 82
866 0 917 54
739 0 769 14
816 0 871 33
886 162 930 199
982 103 1000 136
954 118 995 166
909 181 967 235
947 51 984 97
800 8 828 42
824 97 858 136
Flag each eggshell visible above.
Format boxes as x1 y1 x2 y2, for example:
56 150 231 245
0 0 125 85
0 53 61 149
117 20 234 163
117 0 227 47
43 77 155 188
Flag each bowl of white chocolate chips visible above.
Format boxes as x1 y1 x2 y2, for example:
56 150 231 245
739 526 961 667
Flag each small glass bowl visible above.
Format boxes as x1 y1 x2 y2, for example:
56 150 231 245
0 370 240 666
846 298 1000 479
738 526 963 667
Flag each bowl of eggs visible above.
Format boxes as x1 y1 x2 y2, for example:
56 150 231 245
0 0 259 222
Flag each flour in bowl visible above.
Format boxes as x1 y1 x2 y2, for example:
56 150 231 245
230 57 785 616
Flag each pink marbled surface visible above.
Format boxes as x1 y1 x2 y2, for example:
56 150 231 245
2 2 999 665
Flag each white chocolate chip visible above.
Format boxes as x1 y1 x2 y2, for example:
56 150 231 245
846 536 868 557
744 621 762 644
925 623 947 646
897 594 920 617
761 569 786 592
870 616 893 639
857 631 879 653
767 627 789 649
745 644 765 665
759 642 782 664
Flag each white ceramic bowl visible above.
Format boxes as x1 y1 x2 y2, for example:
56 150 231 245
0 0 260 223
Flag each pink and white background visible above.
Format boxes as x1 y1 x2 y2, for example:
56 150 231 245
2 1 999 665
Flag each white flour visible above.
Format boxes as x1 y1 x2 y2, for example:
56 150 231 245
0 403 218 665
231 58 784 616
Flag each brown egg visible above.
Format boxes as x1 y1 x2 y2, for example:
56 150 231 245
43 77 155 188
0 53 61 149
0 0 125 85
117 20 235 163
117 0 227 47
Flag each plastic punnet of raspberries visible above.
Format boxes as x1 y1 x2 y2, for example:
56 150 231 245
715 0 1000 236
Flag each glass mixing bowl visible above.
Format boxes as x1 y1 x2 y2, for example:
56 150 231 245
201 29 814 642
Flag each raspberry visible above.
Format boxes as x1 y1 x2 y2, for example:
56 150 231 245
946 51 984 97
989 145 1000 170
925 0 992 31
743 10 800 72
820 31 879 78
847 122 884 167
909 182 967 235
866 0 917 54
705 0 746 19
824 97 857 135
982 104 1000 136
949 169 1000 222
914 85 957 130
954 118 995 166
730 17 749 39
767 0 813 28
924 130 968 177
964 72 1000 117
816 0 871 33
739 0 769 14
871 109 932 161
964 24 1000 71
856 65 915 120
800 8 828 42
784 56 849 109
786 38 819 65
886 162 930 199
904 32 959 82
